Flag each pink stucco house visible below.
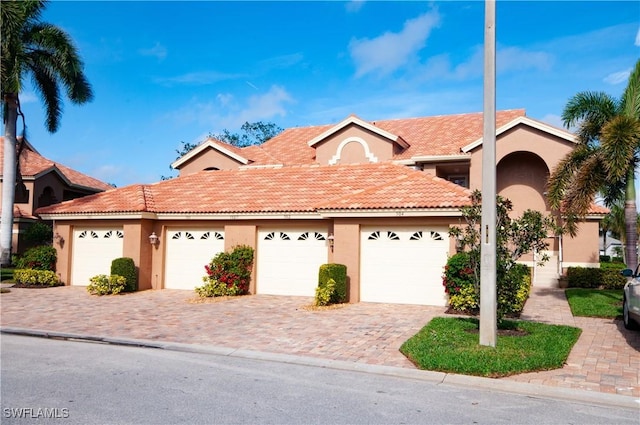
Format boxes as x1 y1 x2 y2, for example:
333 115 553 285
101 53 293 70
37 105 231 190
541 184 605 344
0 139 112 255
37 109 606 305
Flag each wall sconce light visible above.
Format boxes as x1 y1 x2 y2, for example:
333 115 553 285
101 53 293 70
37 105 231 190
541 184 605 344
53 232 64 247
327 234 335 252
455 234 464 253
149 232 160 246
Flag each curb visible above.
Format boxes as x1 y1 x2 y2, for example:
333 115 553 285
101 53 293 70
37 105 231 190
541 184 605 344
2 326 638 410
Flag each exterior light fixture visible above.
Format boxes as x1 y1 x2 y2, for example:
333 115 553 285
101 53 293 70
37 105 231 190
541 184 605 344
53 233 64 247
327 234 335 252
149 232 159 246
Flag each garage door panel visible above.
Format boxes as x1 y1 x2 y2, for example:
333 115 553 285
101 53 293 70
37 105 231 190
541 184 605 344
71 228 124 286
257 229 328 296
164 229 225 290
360 226 449 306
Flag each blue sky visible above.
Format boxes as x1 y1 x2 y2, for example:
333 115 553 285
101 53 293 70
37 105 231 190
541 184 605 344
17 1 640 190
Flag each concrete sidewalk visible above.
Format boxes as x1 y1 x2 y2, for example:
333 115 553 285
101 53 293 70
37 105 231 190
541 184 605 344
1 285 638 405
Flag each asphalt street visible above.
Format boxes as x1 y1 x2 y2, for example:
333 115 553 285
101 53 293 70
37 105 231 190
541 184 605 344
1 334 638 425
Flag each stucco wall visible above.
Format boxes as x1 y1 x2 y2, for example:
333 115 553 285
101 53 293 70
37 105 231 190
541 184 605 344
178 148 242 175
314 126 396 165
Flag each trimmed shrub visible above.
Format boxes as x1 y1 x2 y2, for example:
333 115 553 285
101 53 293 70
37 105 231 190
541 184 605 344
318 263 347 304
196 245 254 297
13 269 60 286
600 262 626 271
315 278 336 306
87 274 126 295
111 257 138 292
599 255 611 263
601 269 627 290
14 245 56 271
497 264 531 317
442 252 476 301
567 267 603 288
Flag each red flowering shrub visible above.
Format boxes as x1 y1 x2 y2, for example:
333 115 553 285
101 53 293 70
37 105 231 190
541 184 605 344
196 245 254 297
442 252 478 312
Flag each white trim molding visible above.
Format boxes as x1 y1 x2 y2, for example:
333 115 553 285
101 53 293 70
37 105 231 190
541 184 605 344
462 116 576 153
328 137 379 165
307 115 409 149
171 138 249 169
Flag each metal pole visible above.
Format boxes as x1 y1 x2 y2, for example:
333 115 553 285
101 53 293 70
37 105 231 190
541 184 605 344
480 0 497 347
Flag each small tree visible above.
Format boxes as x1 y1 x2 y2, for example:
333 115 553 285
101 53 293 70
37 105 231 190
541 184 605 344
448 190 557 320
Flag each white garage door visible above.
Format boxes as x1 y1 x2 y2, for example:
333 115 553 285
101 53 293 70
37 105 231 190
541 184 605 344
71 228 124 286
164 229 225 290
360 226 449 306
257 228 328 296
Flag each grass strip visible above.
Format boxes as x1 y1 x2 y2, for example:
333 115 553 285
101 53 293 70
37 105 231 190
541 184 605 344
400 317 581 377
565 288 623 318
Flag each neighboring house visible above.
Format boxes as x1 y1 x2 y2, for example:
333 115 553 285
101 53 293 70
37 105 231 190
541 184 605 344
600 234 623 258
0 139 113 255
37 109 606 305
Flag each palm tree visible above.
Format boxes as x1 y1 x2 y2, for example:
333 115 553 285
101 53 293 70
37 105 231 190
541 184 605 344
1 0 93 264
547 59 640 271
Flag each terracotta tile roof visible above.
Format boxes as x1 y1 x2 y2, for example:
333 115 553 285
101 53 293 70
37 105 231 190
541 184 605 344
238 109 526 165
318 173 471 210
36 163 471 215
0 139 112 191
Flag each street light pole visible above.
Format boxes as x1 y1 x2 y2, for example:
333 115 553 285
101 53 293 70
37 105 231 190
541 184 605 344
480 0 497 347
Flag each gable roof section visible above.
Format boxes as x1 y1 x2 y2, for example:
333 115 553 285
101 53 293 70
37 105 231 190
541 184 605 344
36 163 472 217
307 114 410 149
171 138 250 169
0 139 113 191
461 116 576 153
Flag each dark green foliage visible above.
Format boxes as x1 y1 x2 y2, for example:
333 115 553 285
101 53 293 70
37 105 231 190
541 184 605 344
318 263 347 304
110 257 137 292
567 267 601 288
599 255 611 262
23 221 53 244
197 245 254 297
14 245 56 271
567 266 626 289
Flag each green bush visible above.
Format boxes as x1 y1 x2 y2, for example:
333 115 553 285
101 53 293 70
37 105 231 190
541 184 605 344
599 255 611 263
601 269 627 290
111 257 137 292
14 245 56 271
196 245 254 297
567 267 603 288
443 253 530 317
13 269 60 286
318 263 347 303
315 278 336 306
23 221 53 244
600 262 626 271
87 274 126 295
497 264 531 317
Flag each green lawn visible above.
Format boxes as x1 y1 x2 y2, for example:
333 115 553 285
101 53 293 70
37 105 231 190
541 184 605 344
565 288 624 318
0 267 14 282
400 317 581 378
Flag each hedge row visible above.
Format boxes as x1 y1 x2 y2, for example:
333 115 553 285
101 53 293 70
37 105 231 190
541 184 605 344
566 266 627 290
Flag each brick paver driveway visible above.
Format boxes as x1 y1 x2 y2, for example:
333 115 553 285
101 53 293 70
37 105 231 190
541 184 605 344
0 286 442 368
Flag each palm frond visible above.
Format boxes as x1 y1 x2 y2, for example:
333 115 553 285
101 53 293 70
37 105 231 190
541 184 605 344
600 115 640 181
622 59 640 119
561 91 620 130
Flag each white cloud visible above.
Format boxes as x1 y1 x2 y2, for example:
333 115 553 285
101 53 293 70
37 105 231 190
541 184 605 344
603 69 631 85
539 114 566 131
154 71 245 86
139 42 167 61
635 27 640 46
166 85 295 133
497 46 553 73
18 92 38 104
349 9 440 78
345 1 365 13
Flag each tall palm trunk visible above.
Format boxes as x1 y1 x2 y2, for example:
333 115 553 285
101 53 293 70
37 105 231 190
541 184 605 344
624 167 638 271
0 93 18 265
